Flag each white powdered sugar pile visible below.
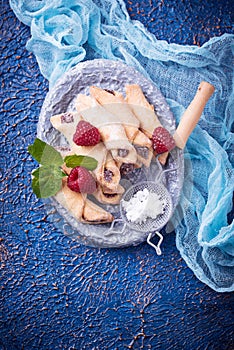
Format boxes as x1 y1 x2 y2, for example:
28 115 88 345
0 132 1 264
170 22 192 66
121 188 166 224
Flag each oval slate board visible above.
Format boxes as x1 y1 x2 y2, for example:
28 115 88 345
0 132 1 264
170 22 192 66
37 59 184 248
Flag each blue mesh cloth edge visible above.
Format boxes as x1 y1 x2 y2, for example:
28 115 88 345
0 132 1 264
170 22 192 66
9 0 234 292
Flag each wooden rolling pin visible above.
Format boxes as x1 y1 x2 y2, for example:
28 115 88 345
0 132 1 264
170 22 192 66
173 81 215 149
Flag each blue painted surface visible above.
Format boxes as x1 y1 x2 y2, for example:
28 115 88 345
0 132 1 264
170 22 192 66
0 1 233 350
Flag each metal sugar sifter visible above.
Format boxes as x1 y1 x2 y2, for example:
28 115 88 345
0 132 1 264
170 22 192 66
105 161 177 255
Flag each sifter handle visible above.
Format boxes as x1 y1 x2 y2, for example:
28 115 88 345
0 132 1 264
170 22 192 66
147 231 164 255
173 81 215 149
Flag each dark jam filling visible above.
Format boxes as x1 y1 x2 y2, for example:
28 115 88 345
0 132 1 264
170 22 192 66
104 168 114 182
120 163 135 175
83 217 107 223
118 149 129 158
134 145 149 159
61 112 74 124
104 193 118 198
104 89 115 95
56 146 71 152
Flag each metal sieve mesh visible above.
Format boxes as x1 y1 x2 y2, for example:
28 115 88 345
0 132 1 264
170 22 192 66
120 181 173 232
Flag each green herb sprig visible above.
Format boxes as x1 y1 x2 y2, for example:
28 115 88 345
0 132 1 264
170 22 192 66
28 138 98 198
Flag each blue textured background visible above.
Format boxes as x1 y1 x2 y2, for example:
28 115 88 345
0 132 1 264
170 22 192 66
1 1 233 349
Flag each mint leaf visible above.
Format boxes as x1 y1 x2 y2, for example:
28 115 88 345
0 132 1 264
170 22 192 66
28 138 98 198
31 165 66 198
28 138 63 167
64 155 98 171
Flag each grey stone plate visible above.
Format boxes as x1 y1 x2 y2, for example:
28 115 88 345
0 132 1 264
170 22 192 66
37 59 184 248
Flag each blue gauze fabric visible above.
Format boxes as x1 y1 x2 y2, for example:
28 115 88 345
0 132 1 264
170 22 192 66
9 0 234 292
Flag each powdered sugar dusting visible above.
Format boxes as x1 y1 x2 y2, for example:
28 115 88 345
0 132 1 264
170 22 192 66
121 188 166 224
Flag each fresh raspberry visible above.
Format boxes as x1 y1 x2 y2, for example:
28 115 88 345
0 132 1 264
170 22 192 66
152 126 176 154
73 120 100 146
67 166 97 193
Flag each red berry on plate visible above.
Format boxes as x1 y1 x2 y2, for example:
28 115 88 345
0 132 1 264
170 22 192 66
67 166 97 194
73 120 100 146
152 126 176 154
